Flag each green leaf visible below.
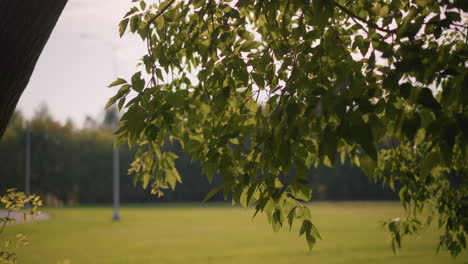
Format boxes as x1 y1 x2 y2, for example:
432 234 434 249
166 167 182 190
118 98 126 111
140 1 147 10
155 15 165 30
420 152 439 177
245 183 259 206
166 93 186 107
119 18 129 37
306 231 316 250
239 187 250 207
106 85 129 109
130 15 140 33
106 98 118 109
203 184 224 202
202 162 216 183
142 172 151 189
251 72 265 88
351 124 377 161
360 155 376 178
239 40 261 52
156 68 164 81
402 114 421 141
124 6 139 18
272 208 283 232
122 105 146 140
238 29 254 40
299 219 312 236
418 88 441 112
131 72 145 92
289 183 312 201
108 78 127 87
287 207 296 230
319 130 338 163
379 5 389 17
286 103 300 125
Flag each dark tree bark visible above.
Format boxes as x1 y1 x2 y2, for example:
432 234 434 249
0 0 68 138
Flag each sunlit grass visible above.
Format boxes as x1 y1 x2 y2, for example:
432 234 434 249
4 202 466 264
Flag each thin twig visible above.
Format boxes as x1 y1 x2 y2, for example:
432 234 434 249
333 1 396 34
0 210 11 235
146 0 176 29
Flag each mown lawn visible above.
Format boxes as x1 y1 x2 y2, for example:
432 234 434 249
4 202 466 264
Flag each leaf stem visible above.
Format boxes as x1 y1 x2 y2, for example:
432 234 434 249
0 210 11 236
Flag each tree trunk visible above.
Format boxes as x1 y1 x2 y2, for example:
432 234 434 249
0 0 68 139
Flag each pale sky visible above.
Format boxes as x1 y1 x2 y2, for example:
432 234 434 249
16 0 146 127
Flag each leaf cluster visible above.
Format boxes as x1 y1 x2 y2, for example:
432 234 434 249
110 0 468 254
0 189 43 264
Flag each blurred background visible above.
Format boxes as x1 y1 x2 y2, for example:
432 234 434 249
0 106 396 206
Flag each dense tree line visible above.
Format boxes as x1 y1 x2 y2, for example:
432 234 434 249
0 107 394 205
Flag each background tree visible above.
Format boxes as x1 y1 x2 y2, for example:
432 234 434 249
109 0 467 255
1 107 393 203
0 0 68 138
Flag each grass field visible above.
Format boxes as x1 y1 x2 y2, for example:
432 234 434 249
3 202 467 264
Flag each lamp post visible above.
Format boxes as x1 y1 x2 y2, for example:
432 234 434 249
80 33 120 221
112 141 120 220
25 123 31 206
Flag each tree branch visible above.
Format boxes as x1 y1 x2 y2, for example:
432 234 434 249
333 2 396 34
146 0 176 28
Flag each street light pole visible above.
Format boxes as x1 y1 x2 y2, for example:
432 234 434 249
112 146 120 220
80 33 120 221
25 124 31 202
